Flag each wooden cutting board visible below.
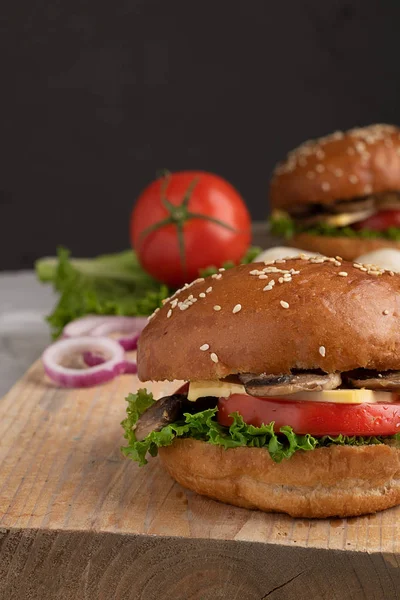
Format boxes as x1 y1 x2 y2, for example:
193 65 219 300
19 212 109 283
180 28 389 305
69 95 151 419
0 362 399 600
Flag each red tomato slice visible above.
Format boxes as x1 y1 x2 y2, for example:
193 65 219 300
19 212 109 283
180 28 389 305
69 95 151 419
353 209 400 232
217 394 400 437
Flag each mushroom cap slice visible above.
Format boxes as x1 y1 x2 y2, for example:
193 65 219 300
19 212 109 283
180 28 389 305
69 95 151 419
345 369 400 391
239 371 342 397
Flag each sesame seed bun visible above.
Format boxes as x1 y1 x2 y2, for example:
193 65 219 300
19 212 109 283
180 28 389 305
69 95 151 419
291 233 400 262
159 439 400 518
270 124 400 211
137 257 400 382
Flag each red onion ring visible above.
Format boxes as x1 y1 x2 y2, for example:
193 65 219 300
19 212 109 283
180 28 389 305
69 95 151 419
63 316 146 350
82 351 105 367
62 316 108 338
42 337 127 388
82 351 138 374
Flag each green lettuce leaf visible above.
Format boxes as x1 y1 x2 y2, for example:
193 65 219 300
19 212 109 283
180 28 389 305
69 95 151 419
36 246 261 338
121 389 400 466
270 215 400 241
35 247 169 338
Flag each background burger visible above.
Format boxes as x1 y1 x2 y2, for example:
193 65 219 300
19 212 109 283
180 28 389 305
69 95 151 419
270 124 400 260
122 256 400 518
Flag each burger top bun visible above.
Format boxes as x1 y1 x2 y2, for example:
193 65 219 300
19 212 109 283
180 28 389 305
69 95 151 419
270 124 400 211
138 256 400 382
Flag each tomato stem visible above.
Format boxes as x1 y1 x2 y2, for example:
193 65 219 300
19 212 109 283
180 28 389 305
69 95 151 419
181 177 199 208
139 173 239 276
186 212 238 233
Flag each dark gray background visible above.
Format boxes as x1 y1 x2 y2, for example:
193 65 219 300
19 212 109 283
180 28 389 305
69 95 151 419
1 0 399 269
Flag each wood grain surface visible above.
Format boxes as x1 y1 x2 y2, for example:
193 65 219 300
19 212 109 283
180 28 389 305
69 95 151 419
0 361 399 599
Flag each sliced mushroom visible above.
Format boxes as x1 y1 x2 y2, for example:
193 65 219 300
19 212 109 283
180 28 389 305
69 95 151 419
134 394 217 441
296 208 375 228
134 394 187 441
345 369 400 391
239 371 342 397
375 191 400 211
327 196 376 215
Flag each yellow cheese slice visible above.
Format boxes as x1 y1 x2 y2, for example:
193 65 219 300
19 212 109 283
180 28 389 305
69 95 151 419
188 382 396 404
188 380 246 401
290 389 395 404
323 209 374 227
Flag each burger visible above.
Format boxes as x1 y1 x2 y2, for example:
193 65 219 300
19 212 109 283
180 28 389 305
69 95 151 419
121 256 400 518
270 124 400 260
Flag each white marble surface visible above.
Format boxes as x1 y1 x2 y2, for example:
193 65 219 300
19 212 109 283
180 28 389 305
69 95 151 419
0 271 56 397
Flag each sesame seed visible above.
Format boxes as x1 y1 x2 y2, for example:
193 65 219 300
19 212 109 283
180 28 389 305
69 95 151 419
206 287 212 293
218 268 225 272
212 273 222 280
170 298 178 308
200 343 210 351
316 164 325 173
232 304 242 314
179 304 189 311
334 168 343 177
333 261 342 267
280 300 289 309
383 310 389 315
191 298 198 302
368 270 382 276
263 283 274 291
193 278 205 284
188 294 194 300
210 352 219 363
258 274 268 280
316 149 325 160
199 292 206 298
389 271 395 276
250 269 260 275
167 309 172 318
213 305 222 311
355 141 366 152
278 277 284 283
338 272 348 277
319 346 326 357
310 257 325 264
321 182 331 191
349 174 358 184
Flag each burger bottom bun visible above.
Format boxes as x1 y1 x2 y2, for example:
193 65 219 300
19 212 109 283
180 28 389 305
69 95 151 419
292 232 400 262
159 439 400 518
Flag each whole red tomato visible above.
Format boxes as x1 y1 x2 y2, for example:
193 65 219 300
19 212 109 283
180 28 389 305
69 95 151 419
130 171 251 286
